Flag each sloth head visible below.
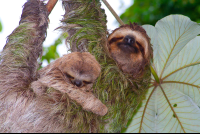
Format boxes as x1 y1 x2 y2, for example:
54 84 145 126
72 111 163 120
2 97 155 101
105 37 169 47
58 52 101 90
107 22 152 78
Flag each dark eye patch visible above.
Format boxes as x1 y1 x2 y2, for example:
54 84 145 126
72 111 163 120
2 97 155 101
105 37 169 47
109 37 123 45
83 81 92 85
65 73 74 79
136 41 145 56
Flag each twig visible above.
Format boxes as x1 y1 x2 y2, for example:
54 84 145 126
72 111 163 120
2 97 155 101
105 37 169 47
102 0 124 25
46 0 58 15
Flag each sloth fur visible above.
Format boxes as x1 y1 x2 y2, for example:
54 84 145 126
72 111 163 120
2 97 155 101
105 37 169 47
107 23 153 78
0 0 152 133
0 0 107 133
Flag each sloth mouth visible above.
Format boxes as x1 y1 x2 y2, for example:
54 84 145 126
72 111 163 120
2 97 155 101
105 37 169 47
117 42 139 53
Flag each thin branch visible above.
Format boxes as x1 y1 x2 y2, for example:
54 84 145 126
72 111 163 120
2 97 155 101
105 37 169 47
46 0 58 15
102 0 124 25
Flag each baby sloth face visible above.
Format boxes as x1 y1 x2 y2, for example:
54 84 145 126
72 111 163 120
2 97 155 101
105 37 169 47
107 23 152 78
33 52 107 116
59 52 101 91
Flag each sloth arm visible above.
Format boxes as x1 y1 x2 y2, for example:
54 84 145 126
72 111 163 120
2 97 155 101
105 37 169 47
31 69 108 116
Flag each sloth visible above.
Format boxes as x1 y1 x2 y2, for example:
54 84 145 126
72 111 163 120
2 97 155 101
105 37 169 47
32 52 107 116
107 23 152 78
0 52 107 133
0 0 151 132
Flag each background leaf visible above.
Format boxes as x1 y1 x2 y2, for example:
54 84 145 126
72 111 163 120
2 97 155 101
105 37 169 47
125 15 200 133
120 0 200 26
0 21 2 32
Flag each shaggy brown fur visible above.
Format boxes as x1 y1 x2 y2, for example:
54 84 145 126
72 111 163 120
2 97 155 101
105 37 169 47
0 0 107 133
32 52 107 116
107 23 153 78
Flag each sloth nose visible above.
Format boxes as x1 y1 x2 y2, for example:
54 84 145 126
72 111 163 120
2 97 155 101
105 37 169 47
74 80 82 87
124 35 135 44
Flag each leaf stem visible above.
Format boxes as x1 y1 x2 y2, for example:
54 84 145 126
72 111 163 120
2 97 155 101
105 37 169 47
102 0 124 25
150 65 160 83
159 84 186 133
46 0 58 15
163 81 200 88
162 62 200 81
139 86 157 133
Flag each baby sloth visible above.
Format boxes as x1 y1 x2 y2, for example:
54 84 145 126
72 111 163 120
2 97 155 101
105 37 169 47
107 23 152 78
32 52 107 116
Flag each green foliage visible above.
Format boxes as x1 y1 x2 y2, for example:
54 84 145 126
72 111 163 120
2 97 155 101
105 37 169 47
42 39 60 63
0 21 2 32
121 0 200 25
42 33 67 63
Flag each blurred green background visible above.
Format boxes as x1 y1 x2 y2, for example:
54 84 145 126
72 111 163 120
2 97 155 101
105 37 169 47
0 21 2 33
120 0 200 25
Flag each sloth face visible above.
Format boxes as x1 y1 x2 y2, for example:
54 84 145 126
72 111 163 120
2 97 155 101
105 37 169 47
107 23 152 78
59 52 101 90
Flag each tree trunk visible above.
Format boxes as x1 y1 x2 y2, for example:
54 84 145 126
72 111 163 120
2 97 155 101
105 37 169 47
60 0 152 132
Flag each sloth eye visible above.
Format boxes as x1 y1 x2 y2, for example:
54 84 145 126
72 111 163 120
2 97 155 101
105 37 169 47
136 41 141 46
136 41 144 55
83 81 92 85
65 73 74 79
109 37 123 44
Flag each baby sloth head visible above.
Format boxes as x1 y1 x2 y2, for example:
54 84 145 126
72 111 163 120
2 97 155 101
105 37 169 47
58 52 101 91
107 22 152 78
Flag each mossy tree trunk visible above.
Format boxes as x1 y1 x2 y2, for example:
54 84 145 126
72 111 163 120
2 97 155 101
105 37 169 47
60 0 152 132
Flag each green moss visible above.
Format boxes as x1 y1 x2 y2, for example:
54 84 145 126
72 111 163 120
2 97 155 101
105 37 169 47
61 0 151 132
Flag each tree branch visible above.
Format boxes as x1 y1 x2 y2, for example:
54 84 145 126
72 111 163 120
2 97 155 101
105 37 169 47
46 0 58 15
102 0 124 25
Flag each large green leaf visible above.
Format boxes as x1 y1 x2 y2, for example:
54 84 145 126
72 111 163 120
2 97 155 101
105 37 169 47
125 15 200 133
